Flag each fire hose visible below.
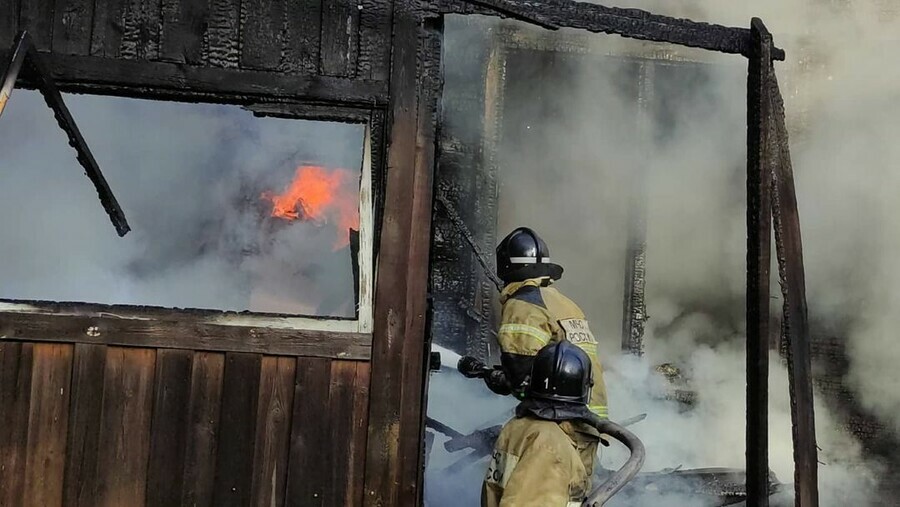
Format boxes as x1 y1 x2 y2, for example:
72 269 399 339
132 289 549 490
582 415 646 507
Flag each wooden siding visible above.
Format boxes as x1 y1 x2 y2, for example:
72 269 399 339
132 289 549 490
0 0 393 106
0 341 370 507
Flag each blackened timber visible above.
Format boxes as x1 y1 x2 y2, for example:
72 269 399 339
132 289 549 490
119 0 162 60
18 0 53 50
52 0 95 55
283 0 322 74
240 0 285 71
768 65 819 507
442 0 785 60
14 32 131 236
207 0 241 68
746 18 774 507
0 0 18 44
357 0 392 80
160 0 208 64
0 343 33 507
90 0 127 57
320 0 361 77
2 49 388 105
0 310 371 359
247 103 372 123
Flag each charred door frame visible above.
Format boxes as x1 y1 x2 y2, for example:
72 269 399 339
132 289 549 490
423 4 818 506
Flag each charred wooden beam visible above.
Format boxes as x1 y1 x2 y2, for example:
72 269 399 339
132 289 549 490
246 103 373 123
0 310 371 359
1 31 130 237
768 59 819 507
0 49 389 107
746 18 775 507
441 0 785 61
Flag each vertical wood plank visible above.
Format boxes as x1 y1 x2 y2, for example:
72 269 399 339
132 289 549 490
746 18 773 507
0 343 33 507
212 352 262 507
62 344 108 507
52 0 95 55
283 0 321 74
0 0 20 45
22 344 74 507
181 352 225 507
95 347 156 507
19 0 54 50
239 0 284 70
160 0 208 64
285 357 332 507
356 0 391 80
207 0 241 69
768 56 820 507
250 356 296 507
327 361 356 506
319 0 360 77
120 0 162 60
91 0 127 57
145 349 194 507
363 2 427 503
347 362 370 506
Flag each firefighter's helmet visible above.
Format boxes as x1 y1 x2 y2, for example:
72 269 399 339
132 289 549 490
528 340 593 405
495 227 563 283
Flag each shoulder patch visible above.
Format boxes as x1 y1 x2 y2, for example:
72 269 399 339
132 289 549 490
510 285 546 309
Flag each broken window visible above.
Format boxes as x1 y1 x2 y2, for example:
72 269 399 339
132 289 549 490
0 90 373 322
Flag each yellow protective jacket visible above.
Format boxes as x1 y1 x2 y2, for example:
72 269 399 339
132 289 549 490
481 416 593 507
498 277 609 418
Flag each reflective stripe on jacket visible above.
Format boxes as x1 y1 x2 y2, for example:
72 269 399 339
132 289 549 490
497 277 609 418
481 416 591 507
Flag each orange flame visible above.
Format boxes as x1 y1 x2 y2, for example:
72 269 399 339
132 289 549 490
261 165 360 250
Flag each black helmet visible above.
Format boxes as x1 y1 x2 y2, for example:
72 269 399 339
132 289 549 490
495 227 563 283
528 340 593 404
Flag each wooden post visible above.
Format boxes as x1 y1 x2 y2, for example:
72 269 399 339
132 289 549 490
746 17 774 507
363 4 441 506
768 64 819 507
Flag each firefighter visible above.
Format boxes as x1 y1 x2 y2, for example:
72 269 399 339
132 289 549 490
459 227 608 476
482 340 597 507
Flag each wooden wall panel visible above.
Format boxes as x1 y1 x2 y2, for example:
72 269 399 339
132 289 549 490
181 351 226 507
347 362 371 506
0 343 33 507
207 0 241 68
285 356 332 507
90 0 127 57
95 347 156 507
52 0 95 55
146 349 194 507
159 0 208 64
22 344 74 507
19 0 54 50
0 0 19 45
119 0 163 60
212 352 262 507
250 356 296 507
62 344 108 507
320 0 360 77
240 0 284 71
356 0 392 80
284 0 322 74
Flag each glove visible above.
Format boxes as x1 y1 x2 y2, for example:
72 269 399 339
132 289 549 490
458 356 488 378
484 369 512 396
